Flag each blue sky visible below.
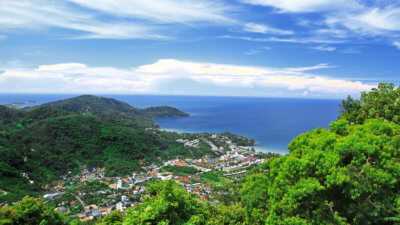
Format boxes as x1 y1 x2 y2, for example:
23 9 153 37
0 0 399 98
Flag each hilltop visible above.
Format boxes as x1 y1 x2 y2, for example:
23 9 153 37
141 106 189 118
33 95 143 117
21 95 188 127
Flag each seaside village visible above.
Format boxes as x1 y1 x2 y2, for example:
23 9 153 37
43 132 268 222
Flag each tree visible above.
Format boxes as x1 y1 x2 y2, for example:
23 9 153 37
97 211 123 225
206 204 246 225
241 119 400 225
121 181 208 225
0 197 67 225
341 83 400 124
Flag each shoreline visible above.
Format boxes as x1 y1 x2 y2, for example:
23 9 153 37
158 127 286 154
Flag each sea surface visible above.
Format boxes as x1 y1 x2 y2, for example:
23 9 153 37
1 94 341 154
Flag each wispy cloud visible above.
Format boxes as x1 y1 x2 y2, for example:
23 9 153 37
219 35 345 44
393 41 400 49
0 0 239 40
0 1 167 40
340 47 362 54
67 0 236 24
1 59 374 98
324 7 400 37
311 45 337 52
244 46 271 55
239 0 362 13
243 23 293 35
239 1 400 50
283 63 334 72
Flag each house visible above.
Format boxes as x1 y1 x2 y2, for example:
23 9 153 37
43 192 64 200
176 176 190 184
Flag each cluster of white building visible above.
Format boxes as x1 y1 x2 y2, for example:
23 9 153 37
45 133 262 222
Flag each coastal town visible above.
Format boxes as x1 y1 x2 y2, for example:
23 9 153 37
42 131 271 222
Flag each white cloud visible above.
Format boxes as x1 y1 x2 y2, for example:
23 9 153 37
325 6 400 36
67 0 235 24
283 63 334 72
311 45 337 52
0 1 165 40
240 0 361 13
238 0 400 49
219 35 345 44
0 59 374 98
243 23 293 35
244 47 271 55
0 0 238 40
393 41 400 49
353 7 400 32
340 48 362 54
314 28 349 39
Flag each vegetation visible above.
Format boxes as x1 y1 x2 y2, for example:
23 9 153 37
240 119 400 224
341 83 400 125
2 83 400 225
0 95 199 203
0 196 69 225
142 106 189 118
122 181 209 225
97 83 400 225
160 166 198 176
199 171 230 188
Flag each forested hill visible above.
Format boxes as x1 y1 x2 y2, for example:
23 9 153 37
23 95 188 126
141 106 189 118
0 95 191 202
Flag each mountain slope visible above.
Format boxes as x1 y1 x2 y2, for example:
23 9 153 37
0 106 25 126
33 95 142 117
24 95 188 127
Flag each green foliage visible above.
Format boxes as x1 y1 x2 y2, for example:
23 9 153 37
341 83 400 124
142 106 189 118
0 106 24 127
199 172 225 186
96 211 123 225
121 181 208 225
0 96 199 203
160 166 198 176
241 119 400 225
0 197 67 225
199 171 238 204
240 173 269 224
63 181 111 207
206 204 246 225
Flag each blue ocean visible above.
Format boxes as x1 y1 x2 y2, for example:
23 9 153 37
0 94 341 154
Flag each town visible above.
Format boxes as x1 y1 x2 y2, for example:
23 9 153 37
42 131 271 222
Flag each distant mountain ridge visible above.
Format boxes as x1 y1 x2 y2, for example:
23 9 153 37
36 95 143 116
0 95 188 127
28 95 189 119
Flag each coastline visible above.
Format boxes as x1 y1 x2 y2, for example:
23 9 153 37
158 127 285 154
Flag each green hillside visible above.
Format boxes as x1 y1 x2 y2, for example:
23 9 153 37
0 95 192 202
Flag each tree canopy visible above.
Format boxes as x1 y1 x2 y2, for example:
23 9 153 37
341 83 400 125
0 196 68 225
